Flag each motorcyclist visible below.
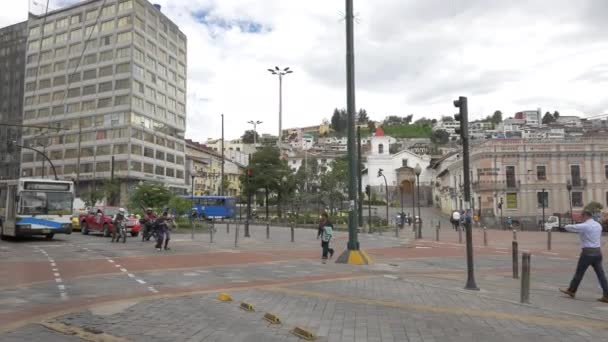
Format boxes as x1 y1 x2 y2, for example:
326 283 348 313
141 208 158 241
155 210 172 251
111 208 127 243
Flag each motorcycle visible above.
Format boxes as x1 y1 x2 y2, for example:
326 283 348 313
112 220 127 243
141 219 159 242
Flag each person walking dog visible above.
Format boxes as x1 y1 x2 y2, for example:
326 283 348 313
317 212 335 263
559 210 608 303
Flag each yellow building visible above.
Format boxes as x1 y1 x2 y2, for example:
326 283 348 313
185 139 244 196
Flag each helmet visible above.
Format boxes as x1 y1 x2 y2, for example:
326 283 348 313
146 208 152 212
119 208 125 213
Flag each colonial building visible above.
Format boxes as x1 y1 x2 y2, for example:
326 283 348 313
433 138 608 228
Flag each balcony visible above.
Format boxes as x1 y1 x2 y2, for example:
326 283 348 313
570 178 587 189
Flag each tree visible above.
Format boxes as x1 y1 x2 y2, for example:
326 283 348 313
357 109 369 124
83 188 104 208
403 114 413 124
241 130 259 144
430 129 450 145
384 115 403 126
542 112 555 125
414 117 434 126
584 201 603 214
330 108 347 134
169 196 192 216
128 181 172 213
441 116 454 122
102 179 121 206
319 157 348 215
367 121 376 131
553 111 560 120
491 110 503 124
294 157 319 193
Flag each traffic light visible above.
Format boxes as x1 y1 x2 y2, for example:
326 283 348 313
453 96 469 140
365 185 370 196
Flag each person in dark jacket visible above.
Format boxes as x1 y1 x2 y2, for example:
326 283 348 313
317 212 335 262
155 211 171 251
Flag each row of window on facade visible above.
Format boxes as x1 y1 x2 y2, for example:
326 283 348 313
28 0 185 50
22 161 185 179
499 191 608 210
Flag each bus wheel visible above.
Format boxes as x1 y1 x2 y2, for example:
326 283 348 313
45 233 54 240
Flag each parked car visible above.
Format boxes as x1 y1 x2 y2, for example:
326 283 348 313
80 207 140 237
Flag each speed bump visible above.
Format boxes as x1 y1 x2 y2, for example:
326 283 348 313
263 312 282 324
291 326 316 340
217 292 233 302
240 302 255 312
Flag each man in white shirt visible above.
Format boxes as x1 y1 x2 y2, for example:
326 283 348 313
559 210 608 303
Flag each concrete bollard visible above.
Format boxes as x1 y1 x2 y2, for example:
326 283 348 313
547 230 552 251
290 223 295 242
512 240 519 279
512 229 517 241
483 227 488 246
235 221 239 247
521 252 531 303
266 222 270 239
435 223 440 242
395 222 399 238
458 226 463 244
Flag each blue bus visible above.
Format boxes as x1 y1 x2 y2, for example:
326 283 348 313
181 196 237 219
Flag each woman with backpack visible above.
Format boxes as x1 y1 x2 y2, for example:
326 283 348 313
317 212 335 263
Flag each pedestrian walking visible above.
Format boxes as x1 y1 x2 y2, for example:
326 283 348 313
450 211 460 231
155 211 172 251
317 212 334 263
559 210 608 303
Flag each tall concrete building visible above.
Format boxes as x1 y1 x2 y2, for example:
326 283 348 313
0 21 28 181
19 0 188 201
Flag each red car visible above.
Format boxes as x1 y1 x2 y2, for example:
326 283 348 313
80 207 141 237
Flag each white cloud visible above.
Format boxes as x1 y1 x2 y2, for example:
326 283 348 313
2 0 608 140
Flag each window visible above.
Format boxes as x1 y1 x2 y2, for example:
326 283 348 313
116 62 130 73
134 80 144 93
605 165 608 180
134 48 144 62
41 36 53 48
178 63 185 75
85 24 99 36
54 61 66 72
115 95 129 105
54 32 67 44
506 166 516 188
116 47 130 58
53 75 66 86
133 64 144 78
84 53 97 65
378 143 383 154
132 96 144 109
166 153 175 163
144 147 154 158
39 79 51 89
537 191 549 208
157 78 166 90
70 29 82 40
118 0 133 12
82 100 96 111
155 166 164 176
146 101 155 115
52 90 65 101
38 93 50 104
68 72 81 82
147 40 156 54
536 166 546 181
130 161 142 172
115 78 130 89
506 192 518 209
606 192 608 208
85 38 98 49
99 81 112 92
131 144 142 155
99 65 113 77
135 16 144 31
56 17 69 30
83 69 97 80
157 93 166 105
101 20 114 32
27 53 39 64
98 97 112 108
38 108 50 117
166 168 174 177
71 14 81 25
69 43 82 55
570 165 581 187
86 9 98 21
67 87 81 98
39 64 52 75
28 40 39 51
101 5 115 17
29 26 40 36
25 81 36 92
55 47 66 58
66 102 80 113
155 151 165 160
145 86 155 98
52 105 64 115
144 163 153 173
99 50 113 62
117 31 131 43
51 150 63 160
24 110 36 119
572 191 583 207
118 15 132 27
40 50 52 61
176 170 184 179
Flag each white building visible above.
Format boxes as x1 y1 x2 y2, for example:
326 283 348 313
556 116 582 127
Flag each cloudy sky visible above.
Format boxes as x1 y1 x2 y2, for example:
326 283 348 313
3 1 608 140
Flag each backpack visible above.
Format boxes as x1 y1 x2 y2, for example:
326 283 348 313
451 211 460 222
322 225 333 242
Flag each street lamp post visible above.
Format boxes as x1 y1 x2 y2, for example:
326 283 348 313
377 169 389 228
13 141 58 180
414 164 422 239
247 120 263 145
411 178 416 238
566 180 573 224
541 188 546 230
267 67 293 146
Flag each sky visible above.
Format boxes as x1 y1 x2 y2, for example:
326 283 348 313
3 0 608 141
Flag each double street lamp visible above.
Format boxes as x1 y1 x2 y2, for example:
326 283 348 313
247 120 263 145
414 164 422 239
566 180 573 224
377 169 389 228
267 66 293 146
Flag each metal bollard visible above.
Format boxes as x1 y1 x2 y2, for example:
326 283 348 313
547 230 552 251
210 221 214 243
191 220 195 240
395 222 399 238
521 252 531 303
483 227 488 246
512 240 519 279
512 229 517 241
290 223 295 242
435 223 440 241
227 221 230 234
266 222 270 239
235 221 239 247
458 226 463 244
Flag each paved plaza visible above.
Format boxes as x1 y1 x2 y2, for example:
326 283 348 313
1 209 608 341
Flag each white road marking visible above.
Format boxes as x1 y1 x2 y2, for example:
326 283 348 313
383 274 399 279
136 279 146 284
415 246 431 249
127 273 135 278
55 278 62 283
52 268 58 272
53 272 60 277
107 259 115 263
48 259 54 263
50 263 56 267
148 287 159 293
57 285 66 290
120 268 128 272
60 292 68 300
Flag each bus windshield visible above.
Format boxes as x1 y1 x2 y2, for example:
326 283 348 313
19 191 73 216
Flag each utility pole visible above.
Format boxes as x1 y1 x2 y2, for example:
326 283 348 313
454 96 479 291
357 126 363 227
378 169 389 227
76 121 81 195
220 114 225 196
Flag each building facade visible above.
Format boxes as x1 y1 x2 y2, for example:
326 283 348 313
18 0 188 202
186 139 244 197
433 138 608 227
0 22 28 181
